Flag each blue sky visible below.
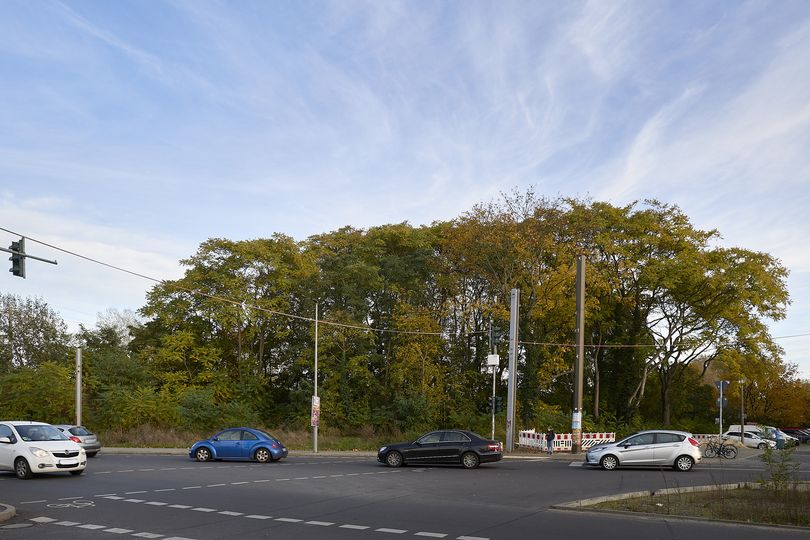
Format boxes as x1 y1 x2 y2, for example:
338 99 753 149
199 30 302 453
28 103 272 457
1 0 809 378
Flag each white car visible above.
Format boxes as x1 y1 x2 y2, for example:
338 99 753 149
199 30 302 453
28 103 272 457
0 421 87 479
585 429 702 471
722 430 776 450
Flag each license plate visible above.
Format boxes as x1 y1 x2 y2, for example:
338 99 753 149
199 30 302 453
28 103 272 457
60 459 78 466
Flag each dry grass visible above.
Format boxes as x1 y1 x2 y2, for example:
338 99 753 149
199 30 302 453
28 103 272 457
594 484 810 527
97 424 399 451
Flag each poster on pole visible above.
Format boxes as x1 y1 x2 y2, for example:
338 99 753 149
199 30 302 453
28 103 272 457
311 396 321 427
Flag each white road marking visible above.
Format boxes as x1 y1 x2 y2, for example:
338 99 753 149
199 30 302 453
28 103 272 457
167 504 192 509
245 515 272 519
54 521 80 526
94 493 117 497
340 524 370 530
253 479 269 483
123 499 146 503
294 477 309 480
20 500 47 504
192 508 217 512
146 502 168 506
276 478 290 481
330 474 344 477
306 521 334 526
415 534 446 538
58 496 82 500
78 524 107 530
181 486 201 490
569 462 584 467
312 475 327 478
132 533 164 538
230 481 248 485
160 468 177 471
376 528 407 534
275 518 302 523
458 536 490 540
138 469 155 471
125 491 148 494
104 527 134 534
103 496 125 500
30 517 57 523
94 471 111 474
119 470 135 473
207 483 227 487
154 488 176 492
219 511 243 516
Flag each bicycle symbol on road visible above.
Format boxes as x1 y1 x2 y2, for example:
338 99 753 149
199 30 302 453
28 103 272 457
46 499 95 509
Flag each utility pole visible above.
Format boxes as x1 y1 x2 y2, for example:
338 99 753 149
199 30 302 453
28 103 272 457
75 348 82 426
312 302 319 453
505 288 519 451
715 380 730 434
572 255 585 454
739 379 745 445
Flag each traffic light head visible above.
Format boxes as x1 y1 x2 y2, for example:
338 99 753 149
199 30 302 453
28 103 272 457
9 238 25 278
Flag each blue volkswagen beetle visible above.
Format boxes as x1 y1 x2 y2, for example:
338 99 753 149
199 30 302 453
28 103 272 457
189 427 288 463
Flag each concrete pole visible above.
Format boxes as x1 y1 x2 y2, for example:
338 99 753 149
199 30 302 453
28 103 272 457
75 347 82 426
505 288 519 451
314 302 318 454
572 255 585 454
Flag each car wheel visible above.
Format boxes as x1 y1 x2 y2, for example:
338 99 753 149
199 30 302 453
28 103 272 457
14 457 33 480
70 470 84 476
254 448 271 463
673 455 694 472
386 451 403 468
195 447 212 462
758 443 766 450
87 452 97 458
600 455 618 471
461 452 480 469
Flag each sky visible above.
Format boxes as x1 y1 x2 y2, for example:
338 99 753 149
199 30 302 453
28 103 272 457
1 0 810 379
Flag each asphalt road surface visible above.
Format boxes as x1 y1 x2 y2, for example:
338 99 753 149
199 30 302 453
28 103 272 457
1 448 809 539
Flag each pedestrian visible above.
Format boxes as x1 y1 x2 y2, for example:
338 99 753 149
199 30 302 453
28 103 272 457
545 426 555 454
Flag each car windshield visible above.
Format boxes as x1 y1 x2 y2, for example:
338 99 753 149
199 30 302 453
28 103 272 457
15 425 69 442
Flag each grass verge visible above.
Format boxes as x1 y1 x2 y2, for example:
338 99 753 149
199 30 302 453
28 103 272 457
592 483 810 527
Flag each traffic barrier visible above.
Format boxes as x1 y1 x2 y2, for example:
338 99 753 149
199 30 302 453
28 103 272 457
518 430 615 452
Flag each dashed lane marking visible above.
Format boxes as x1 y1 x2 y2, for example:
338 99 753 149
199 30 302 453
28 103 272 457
376 528 408 534
415 533 447 538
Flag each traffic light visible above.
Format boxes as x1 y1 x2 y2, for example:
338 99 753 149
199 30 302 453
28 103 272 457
9 238 25 278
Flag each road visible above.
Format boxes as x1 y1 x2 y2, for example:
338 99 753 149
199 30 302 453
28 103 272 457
1 447 809 539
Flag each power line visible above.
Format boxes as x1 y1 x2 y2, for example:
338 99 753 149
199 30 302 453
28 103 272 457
3 226 807 345
0 226 442 336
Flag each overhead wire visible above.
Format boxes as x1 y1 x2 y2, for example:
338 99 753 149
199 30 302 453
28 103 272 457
2 226 807 346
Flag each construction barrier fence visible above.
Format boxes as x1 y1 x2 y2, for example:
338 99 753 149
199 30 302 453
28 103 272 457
518 430 616 452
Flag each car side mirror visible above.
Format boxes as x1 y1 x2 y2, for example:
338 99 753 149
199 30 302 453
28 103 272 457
212 437 219 441
0 436 11 444
414 441 422 446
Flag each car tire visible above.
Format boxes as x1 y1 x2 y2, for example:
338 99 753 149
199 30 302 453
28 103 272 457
600 455 618 471
254 448 271 463
87 452 97 458
195 447 212 462
14 457 33 480
461 452 480 469
673 455 694 472
70 470 84 476
385 451 403 468
758 443 767 450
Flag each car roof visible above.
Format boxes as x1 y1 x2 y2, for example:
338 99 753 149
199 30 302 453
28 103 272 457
631 429 693 436
0 420 50 426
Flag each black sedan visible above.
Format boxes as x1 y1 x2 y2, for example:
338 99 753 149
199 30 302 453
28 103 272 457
378 429 503 469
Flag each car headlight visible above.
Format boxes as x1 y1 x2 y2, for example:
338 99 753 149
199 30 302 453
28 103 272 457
589 446 606 453
379 446 387 453
29 447 50 458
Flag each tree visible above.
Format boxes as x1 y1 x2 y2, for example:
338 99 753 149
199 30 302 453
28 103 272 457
0 293 71 372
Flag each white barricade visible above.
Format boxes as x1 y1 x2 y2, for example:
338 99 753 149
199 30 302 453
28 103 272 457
518 431 615 452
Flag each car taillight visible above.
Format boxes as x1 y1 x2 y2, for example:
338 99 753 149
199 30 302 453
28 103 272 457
688 437 699 447
488 444 500 452
69 436 82 443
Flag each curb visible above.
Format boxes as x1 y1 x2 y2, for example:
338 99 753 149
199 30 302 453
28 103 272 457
0 503 16 524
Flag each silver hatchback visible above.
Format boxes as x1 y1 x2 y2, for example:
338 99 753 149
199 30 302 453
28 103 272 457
54 425 101 457
585 429 701 471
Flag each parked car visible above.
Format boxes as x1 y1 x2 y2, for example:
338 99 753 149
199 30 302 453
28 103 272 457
722 430 776 449
378 429 503 469
0 421 87 479
54 425 102 457
584 430 701 471
781 428 810 444
189 428 287 463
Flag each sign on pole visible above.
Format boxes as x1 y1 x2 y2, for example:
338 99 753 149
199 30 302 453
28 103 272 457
311 396 320 427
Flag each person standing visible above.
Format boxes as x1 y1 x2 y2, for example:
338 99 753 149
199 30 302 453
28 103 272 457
545 427 556 454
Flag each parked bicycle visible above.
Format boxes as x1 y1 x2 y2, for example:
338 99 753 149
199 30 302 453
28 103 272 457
703 437 738 459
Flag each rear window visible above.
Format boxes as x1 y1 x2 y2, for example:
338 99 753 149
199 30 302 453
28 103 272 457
70 426 92 436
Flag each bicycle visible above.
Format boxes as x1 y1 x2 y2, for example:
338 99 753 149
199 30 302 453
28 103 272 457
702 437 738 459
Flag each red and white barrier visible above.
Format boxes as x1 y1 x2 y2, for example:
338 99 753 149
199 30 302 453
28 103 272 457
518 430 615 452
